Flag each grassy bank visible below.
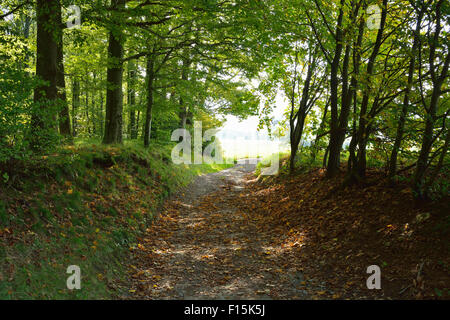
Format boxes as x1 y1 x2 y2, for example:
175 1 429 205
0 142 231 299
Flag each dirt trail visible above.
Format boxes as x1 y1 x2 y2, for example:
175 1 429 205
127 163 326 299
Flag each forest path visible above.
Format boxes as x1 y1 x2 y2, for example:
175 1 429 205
126 162 325 299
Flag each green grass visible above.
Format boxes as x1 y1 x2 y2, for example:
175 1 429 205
255 151 289 177
0 139 231 299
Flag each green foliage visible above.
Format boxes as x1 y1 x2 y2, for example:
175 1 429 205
0 34 35 162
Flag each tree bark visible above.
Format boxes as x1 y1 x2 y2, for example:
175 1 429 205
102 0 125 144
31 0 59 149
424 128 450 192
99 75 104 137
55 0 72 140
325 0 345 178
127 61 137 139
413 0 449 197
179 55 191 128
289 51 316 173
85 79 90 135
311 99 329 162
72 79 80 137
350 0 387 181
92 73 97 135
143 56 155 148
346 16 365 175
388 6 424 180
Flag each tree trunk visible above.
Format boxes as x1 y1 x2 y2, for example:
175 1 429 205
143 56 155 148
91 73 97 135
72 79 80 137
31 0 59 149
179 55 191 128
289 118 305 173
424 128 450 192
136 110 140 138
350 0 387 182
325 0 345 178
311 99 329 162
55 0 72 140
346 17 365 175
85 80 90 135
103 0 125 144
289 51 315 173
388 8 423 180
413 84 446 196
127 61 137 139
99 76 104 137
413 0 449 197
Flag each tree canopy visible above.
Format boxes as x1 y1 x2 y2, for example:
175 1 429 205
0 0 448 198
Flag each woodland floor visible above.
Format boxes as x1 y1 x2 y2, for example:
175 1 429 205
124 162 450 300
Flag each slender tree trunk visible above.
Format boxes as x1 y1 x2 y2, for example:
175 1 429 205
103 0 125 144
335 43 352 167
326 0 345 178
289 50 299 173
72 79 80 137
289 119 305 173
31 0 59 149
136 110 140 138
311 99 329 162
323 146 329 169
350 0 387 182
289 52 316 173
85 80 90 135
388 8 423 180
179 55 191 128
99 74 104 137
92 73 97 135
57 44 72 139
414 67 449 195
336 0 364 156
347 91 358 173
127 61 137 139
414 84 446 195
346 17 365 175
144 56 155 148
424 129 450 191
55 0 71 140
413 0 449 197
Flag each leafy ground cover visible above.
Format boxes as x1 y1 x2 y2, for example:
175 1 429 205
246 162 450 299
0 143 230 299
127 160 449 300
